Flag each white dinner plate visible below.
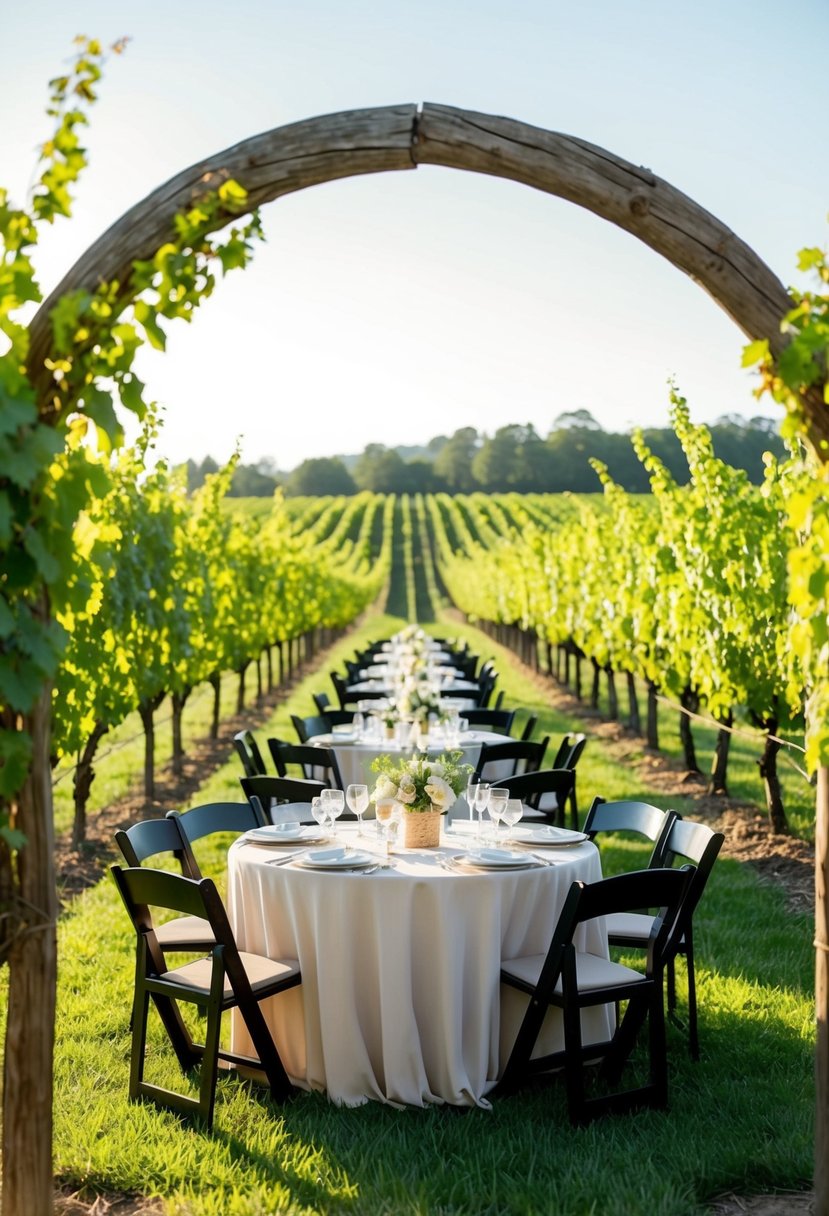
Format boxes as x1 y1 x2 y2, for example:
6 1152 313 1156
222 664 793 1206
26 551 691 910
512 825 588 846
244 825 325 845
331 725 356 740
294 847 375 870
456 848 536 869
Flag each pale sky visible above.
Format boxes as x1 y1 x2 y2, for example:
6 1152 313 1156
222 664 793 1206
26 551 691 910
3 1 828 471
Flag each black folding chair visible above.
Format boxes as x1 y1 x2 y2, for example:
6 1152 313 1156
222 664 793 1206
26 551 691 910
239 774 327 823
461 708 516 735
267 738 344 791
114 818 211 953
473 738 549 783
603 816 724 1060
498 867 692 1123
499 768 576 828
233 730 268 778
111 865 300 1127
550 734 587 827
291 714 328 744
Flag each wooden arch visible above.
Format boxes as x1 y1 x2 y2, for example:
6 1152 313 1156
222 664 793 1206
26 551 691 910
31 101 815 432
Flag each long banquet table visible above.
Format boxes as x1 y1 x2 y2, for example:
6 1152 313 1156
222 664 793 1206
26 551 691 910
227 824 611 1108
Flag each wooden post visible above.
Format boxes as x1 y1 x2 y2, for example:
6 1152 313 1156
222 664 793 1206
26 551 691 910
2 685 57 1216
817 765 829 1216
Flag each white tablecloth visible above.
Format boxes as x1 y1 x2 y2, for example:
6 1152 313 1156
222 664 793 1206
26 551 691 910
346 678 479 698
307 729 511 796
227 825 610 1107
363 659 459 679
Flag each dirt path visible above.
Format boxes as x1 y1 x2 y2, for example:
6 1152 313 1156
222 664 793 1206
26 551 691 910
528 670 814 916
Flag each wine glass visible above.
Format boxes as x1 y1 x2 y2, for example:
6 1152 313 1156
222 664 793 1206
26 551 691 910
346 783 369 834
321 788 345 835
473 782 491 844
466 779 479 824
488 787 509 842
352 712 365 739
502 798 524 841
311 796 330 836
375 798 401 855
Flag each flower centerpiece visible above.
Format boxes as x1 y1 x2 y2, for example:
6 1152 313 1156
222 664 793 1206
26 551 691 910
370 750 471 848
380 705 400 738
396 682 444 726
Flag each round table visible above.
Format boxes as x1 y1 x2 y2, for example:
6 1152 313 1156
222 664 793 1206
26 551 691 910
227 824 611 1107
306 728 512 795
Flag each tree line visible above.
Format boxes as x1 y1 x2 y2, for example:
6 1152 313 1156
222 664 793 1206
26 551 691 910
185 409 785 497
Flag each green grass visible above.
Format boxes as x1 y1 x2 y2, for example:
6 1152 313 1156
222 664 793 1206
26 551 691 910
37 612 815 1214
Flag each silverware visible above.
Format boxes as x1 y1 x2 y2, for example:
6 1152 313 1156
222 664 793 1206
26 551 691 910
266 853 303 866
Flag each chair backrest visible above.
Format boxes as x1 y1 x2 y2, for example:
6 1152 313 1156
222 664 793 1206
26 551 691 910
233 729 268 777
499 768 575 817
583 798 678 867
240 774 327 818
661 818 724 922
477 671 497 707
462 708 516 734
291 713 328 743
551 732 587 770
323 709 358 727
340 688 386 706
458 653 479 680
167 801 266 852
291 712 357 744
330 671 347 707
312 691 331 715
553 867 693 979
474 738 549 783
114 816 200 880
267 738 344 789
519 714 538 742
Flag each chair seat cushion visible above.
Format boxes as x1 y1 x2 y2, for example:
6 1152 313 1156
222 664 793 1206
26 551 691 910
163 952 300 997
607 911 687 950
606 911 655 943
503 950 645 992
155 915 215 948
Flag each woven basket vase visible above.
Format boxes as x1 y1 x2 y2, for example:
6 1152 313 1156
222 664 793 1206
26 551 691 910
402 809 442 849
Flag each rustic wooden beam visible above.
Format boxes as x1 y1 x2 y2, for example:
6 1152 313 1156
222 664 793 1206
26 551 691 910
27 104 419 385
415 104 793 356
31 101 825 445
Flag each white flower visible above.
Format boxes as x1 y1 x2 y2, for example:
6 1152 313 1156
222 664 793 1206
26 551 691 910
424 775 454 811
397 775 417 804
373 774 399 803
429 763 445 778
